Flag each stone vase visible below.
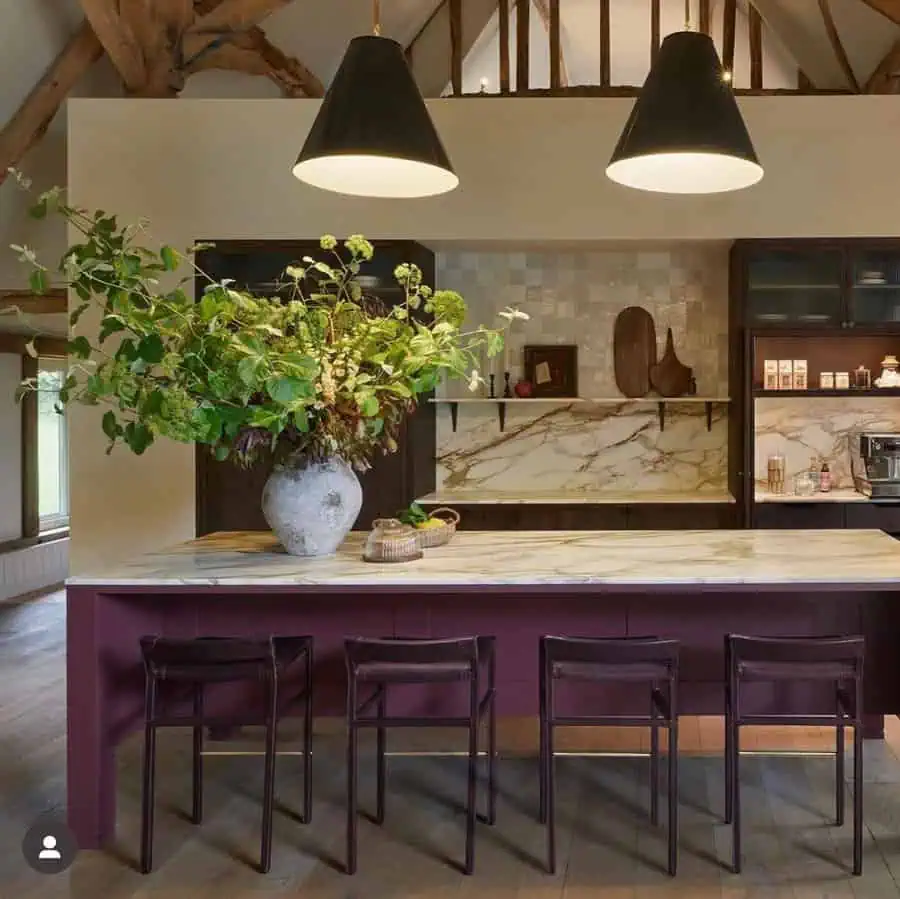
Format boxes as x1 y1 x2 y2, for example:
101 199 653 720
261 454 362 557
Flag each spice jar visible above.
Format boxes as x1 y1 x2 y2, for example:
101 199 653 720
767 453 786 495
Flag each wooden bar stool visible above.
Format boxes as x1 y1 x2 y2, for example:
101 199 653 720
724 633 865 875
344 636 497 875
139 635 313 874
539 635 680 876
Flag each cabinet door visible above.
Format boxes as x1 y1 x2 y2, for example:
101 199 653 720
848 249 900 327
745 248 844 327
752 503 845 529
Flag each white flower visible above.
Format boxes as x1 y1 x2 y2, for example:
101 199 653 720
467 369 485 391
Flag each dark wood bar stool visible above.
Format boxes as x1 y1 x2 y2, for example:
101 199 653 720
344 636 497 875
539 635 680 876
724 633 865 876
139 635 313 874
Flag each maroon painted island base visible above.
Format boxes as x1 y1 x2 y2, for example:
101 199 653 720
66 529 900 849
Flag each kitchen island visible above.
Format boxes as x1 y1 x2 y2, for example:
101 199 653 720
67 529 900 849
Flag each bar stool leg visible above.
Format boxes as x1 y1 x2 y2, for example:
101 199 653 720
546 678 557 875
730 719 742 875
650 686 660 827
668 681 679 877
538 643 548 826
853 679 864 876
192 684 204 825
464 677 479 875
346 681 359 875
835 685 845 828
140 677 159 874
260 673 279 874
487 650 497 826
302 646 313 825
376 685 386 826
724 640 733 825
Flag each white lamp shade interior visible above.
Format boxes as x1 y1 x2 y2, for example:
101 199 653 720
293 155 460 199
606 151 764 195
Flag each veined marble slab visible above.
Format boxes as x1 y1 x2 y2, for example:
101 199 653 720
417 489 736 505
755 488 869 503
68 529 900 588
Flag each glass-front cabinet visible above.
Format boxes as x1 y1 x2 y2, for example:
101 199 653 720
849 248 900 325
745 247 843 327
737 240 900 330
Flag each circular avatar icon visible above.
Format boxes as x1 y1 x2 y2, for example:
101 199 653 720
22 814 79 874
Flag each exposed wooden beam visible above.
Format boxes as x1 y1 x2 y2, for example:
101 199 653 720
699 0 711 35
456 85 852 96
534 0 567 87
722 0 736 72
798 69 815 91
499 0 510 92
749 4 763 89
859 0 900 26
21 355 38 541
548 0 561 88
0 334 68 356
450 0 462 95
79 0 146 90
190 0 294 37
0 23 103 186
0 290 67 315
233 29 323 97
600 0 610 87
651 0 660 64
516 0 529 91
817 0 861 92
866 37 900 92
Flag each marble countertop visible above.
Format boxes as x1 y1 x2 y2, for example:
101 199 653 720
755 488 870 503
417 490 736 505
68 529 900 588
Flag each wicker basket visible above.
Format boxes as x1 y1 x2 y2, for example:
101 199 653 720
363 519 423 563
414 507 460 549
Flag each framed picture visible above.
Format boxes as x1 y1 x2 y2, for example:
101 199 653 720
523 345 579 398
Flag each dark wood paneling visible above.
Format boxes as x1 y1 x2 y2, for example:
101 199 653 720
845 503 900 533
752 503 846 529
627 504 738 529
194 240 436 537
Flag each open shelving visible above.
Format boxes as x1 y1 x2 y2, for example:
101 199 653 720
430 396 731 433
754 388 900 398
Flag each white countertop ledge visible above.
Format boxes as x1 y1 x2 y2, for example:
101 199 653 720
417 490 736 505
67 529 900 588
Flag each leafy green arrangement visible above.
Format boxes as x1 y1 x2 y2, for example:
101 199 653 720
9 175 527 470
397 501 430 526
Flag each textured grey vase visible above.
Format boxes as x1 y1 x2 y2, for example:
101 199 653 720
261 455 362 557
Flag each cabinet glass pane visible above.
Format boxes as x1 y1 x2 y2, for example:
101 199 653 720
850 250 900 324
746 249 843 325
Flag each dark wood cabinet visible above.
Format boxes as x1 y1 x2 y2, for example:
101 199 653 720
627 504 738 529
844 503 900 534
194 240 436 537
752 503 845 529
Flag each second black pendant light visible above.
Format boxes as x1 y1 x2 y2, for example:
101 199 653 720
606 4 763 195
293 0 458 198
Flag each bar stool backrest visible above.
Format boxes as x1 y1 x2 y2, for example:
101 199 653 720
140 635 276 681
345 636 479 671
542 635 680 666
729 634 864 669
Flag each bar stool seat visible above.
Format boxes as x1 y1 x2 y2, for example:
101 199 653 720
345 635 497 875
139 634 314 874
540 635 680 877
725 633 865 876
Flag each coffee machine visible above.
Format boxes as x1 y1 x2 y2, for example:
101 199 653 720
852 432 900 498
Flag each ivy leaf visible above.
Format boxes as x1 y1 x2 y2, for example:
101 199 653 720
160 246 179 271
102 410 119 440
356 392 380 417
238 355 262 387
29 269 48 295
292 408 309 432
214 445 230 462
137 334 164 364
68 335 92 359
69 302 90 328
124 421 154 455
141 390 165 415
267 376 311 405
98 315 126 343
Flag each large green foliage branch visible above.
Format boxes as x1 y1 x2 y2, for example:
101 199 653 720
10 176 526 469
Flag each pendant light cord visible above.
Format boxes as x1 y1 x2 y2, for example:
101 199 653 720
373 0 382 35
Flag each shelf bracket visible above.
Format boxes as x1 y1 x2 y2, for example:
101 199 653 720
497 401 506 432
449 402 459 433
705 401 713 431
657 401 666 431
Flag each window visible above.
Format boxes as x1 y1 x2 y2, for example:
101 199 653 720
37 359 69 531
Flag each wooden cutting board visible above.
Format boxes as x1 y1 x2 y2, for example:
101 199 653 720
649 328 693 397
613 306 657 398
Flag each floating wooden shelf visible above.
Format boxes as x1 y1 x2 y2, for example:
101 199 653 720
430 396 731 433
754 388 900 398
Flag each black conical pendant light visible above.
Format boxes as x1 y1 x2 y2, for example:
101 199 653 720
292 0 458 198
606 9 762 195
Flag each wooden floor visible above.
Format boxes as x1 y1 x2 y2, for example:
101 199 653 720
5 590 900 897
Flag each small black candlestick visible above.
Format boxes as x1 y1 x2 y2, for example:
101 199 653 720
503 372 512 397
488 374 496 399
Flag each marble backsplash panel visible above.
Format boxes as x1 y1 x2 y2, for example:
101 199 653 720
754 397 900 490
433 247 730 494
436 402 728 493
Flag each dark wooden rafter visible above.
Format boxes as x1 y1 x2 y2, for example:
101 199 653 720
499 0 510 91
516 0 529 91
533 0 568 88
449 0 463 94
0 23 103 186
722 0 736 72
866 37 900 92
748 4 763 90
0 290 68 315
599 0 610 87
859 0 900 26
699 0 711 35
650 0 660 64
79 0 146 90
817 0 861 92
549 0 561 88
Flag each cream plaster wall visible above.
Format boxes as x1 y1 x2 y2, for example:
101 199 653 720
68 96 900 572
